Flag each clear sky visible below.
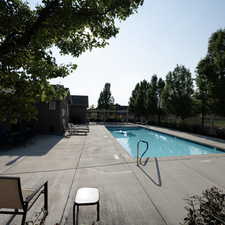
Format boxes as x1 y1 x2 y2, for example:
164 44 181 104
28 0 225 107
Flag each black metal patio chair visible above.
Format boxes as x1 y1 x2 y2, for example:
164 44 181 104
0 176 48 225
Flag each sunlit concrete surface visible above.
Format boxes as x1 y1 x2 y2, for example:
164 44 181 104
0 125 224 225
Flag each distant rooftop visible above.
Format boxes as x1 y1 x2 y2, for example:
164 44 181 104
115 105 128 111
70 95 89 107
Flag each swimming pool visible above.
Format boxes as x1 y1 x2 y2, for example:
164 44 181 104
106 126 224 158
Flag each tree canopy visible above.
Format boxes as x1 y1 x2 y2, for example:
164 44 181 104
97 83 114 109
146 75 165 122
162 65 193 120
128 79 149 119
195 58 212 127
146 75 158 116
196 29 225 116
129 75 165 122
0 0 143 124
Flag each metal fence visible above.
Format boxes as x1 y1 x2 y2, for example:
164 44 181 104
88 109 129 122
88 110 225 138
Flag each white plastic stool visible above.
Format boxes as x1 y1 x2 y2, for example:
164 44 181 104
73 188 100 225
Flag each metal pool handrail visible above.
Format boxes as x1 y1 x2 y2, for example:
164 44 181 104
137 140 149 166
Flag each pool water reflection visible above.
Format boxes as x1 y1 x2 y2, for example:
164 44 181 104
106 126 224 158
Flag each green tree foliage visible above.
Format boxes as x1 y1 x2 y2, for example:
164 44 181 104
0 0 143 124
129 79 149 120
146 75 165 123
146 75 158 116
196 29 225 116
129 83 140 116
129 77 165 122
156 77 165 123
162 65 194 120
195 59 212 127
97 83 114 109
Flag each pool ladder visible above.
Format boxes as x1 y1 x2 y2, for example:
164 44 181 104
137 140 149 166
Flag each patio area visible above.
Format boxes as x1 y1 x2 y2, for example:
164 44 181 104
0 125 225 225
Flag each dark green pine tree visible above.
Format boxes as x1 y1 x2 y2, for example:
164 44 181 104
97 83 114 110
129 80 149 121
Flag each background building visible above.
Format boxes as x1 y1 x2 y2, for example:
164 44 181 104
36 95 70 134
69 95 89 124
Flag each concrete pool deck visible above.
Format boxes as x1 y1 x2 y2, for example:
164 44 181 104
0 124 224 225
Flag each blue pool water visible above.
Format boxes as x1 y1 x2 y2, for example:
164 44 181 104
106 126 224 158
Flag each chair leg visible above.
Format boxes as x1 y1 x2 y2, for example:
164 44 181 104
21 205 28 225
97 202 100 221
73 203 76 225
76 205 79 225
44 181 48 215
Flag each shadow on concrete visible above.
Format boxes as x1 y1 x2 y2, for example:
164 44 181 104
139 157 150 166
5 156 23 166
138 157 162 187
4 215 16 225
0 135 64 166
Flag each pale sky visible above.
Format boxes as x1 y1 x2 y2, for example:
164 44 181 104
28 0 225 107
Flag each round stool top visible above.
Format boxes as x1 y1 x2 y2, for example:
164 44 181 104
75 187 99 204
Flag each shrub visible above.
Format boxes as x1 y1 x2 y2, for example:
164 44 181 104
181 187 225 225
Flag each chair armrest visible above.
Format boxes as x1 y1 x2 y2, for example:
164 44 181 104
24 180 48 203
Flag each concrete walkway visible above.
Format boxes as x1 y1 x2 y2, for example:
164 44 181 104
0 125 224 225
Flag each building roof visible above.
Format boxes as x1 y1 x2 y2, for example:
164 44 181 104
71 95 89 107
115 105 128 111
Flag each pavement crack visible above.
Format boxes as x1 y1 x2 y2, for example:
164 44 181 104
59 135 87 225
